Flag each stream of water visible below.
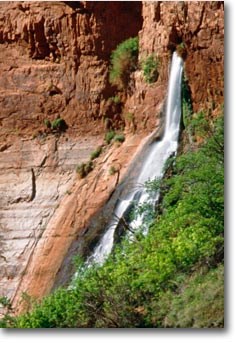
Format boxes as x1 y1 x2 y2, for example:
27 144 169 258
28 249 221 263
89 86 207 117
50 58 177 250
86 52 183 266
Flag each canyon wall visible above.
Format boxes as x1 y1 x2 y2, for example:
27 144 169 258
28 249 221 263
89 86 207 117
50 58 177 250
0 1 224 314
0 1 142 143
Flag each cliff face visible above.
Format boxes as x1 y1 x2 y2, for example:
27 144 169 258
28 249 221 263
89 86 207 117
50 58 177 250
0 1 224 314
0 1 142 143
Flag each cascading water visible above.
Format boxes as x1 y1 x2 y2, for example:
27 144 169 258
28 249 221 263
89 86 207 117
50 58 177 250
86 52 183 266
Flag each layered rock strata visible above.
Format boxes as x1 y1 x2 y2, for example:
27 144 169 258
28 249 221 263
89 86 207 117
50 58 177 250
0 133 104 311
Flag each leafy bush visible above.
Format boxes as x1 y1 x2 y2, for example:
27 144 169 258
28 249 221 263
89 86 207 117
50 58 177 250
90 146 102 160
0 296 12 310
146 264 224 328
76 161 93 178
141 54 160 83
44 118 68 132
51 118 68 132
113 133 125 143
109 37 139 89
105 131 115 144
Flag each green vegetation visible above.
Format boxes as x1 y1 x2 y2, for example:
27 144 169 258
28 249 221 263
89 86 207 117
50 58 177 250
43 118 68 133
0 296 12 311
109 165 117 176
51 118 68 131
104 131 125 145
105 130 115 144
76 161 93 179
1 111 224 328
90 146 103 160
141 54 160 83
109 37 139 89
113 133 125 143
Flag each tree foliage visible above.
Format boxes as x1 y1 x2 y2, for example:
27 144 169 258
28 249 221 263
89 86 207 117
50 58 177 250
109 37 139 89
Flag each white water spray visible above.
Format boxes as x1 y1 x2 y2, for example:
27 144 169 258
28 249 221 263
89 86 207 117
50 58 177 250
86 52 183 266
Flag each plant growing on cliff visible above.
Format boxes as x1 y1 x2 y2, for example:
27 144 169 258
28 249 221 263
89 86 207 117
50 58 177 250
105 130 115 144
76 161 93 179
109 165 117 176
51 118 68 132
44 118 68 133
113 133 125 143
90 146 103 160
109 37 139 89
141 54 160 83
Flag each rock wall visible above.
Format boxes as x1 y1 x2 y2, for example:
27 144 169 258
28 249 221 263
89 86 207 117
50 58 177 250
0 1 142 144
0 1 224 315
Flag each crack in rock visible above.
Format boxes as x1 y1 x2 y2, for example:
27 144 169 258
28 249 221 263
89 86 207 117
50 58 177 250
28 168 36 202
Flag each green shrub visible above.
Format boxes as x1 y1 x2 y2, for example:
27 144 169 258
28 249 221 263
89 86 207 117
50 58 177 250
156 265 224 328
105 131 115 144
51 118 68 132
0 296 12 310
76 161 93 178
113 133 125 143
90 146 103 160
109 37 139 89
141 54 160 83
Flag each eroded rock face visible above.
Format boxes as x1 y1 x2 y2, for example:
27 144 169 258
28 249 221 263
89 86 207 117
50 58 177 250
0 133 104 311
0 1 142 144
10 132 151 313
0 1 224 314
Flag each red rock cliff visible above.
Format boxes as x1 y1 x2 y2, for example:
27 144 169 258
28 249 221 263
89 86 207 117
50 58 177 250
0 1 142 143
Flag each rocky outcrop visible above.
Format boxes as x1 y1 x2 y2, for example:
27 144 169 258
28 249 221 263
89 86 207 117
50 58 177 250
0 1 224 315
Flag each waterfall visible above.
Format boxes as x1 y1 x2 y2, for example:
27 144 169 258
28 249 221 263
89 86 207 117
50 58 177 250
86 52 183 266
